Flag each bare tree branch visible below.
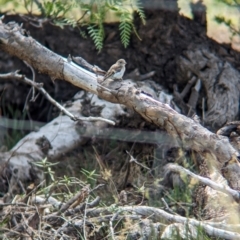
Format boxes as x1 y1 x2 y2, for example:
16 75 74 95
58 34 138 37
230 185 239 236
166 163 240 201
0 71 115 125
0 20 238 168
109 206 240 239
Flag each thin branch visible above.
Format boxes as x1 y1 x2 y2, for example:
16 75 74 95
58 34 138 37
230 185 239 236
57 184 90 215
0 72 115 125
76 10 89 24
0 202 34 207
161 197 178 215
2 228 30 238
120 206 240 239
109 211 120 240
24 60 36 101
126 150 151 171
83 196 89 240
167 163 240 201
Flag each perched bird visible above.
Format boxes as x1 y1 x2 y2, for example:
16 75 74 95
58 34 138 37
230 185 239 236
102 59 127 83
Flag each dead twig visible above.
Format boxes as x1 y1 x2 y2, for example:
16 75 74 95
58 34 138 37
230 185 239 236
126 150 151 171
83 196 90 240
57 184 90 215
0 72 115 125
167 163 240 201
24 60 36 102
119 206 240 239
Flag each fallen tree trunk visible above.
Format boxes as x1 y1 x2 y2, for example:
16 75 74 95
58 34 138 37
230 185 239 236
1 14 240 238
0 15 240 193
0 20 238 165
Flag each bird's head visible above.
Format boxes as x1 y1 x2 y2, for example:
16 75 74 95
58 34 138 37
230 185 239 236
117 59 127 66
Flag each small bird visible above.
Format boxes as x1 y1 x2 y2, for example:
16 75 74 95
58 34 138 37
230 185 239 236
102 59 127 83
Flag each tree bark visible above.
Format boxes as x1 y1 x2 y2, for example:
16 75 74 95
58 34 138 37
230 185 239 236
0 20 238 165
1 8 240 236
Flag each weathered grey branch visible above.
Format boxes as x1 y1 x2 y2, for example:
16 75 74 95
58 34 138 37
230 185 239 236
167 163 240 201
0 20 238 169
112 206 240 239
31 194 240 239
0 72 115 125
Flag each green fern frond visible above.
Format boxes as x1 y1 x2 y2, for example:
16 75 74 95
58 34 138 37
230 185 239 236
119 20 132 48
106 0 122 8
80 29 87 39
13 0 146 50
134 0 146 24
87 25 104 51
63 18 77 28
119 10 133 48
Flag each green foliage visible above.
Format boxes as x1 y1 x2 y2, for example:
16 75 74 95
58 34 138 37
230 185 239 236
214 0 240 37
119 15 132 48
215 0 240 6
33 157 59 184
215 14 240 36
81 168 99 186
132 0 146 24
87 25 104 51
0 0 146 50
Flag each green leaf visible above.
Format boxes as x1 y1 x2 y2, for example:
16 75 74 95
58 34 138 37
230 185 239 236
88 25 104 51
43 1 54 17
3 0 146 50
119 20 132 48
134 0 146 24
